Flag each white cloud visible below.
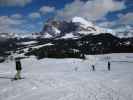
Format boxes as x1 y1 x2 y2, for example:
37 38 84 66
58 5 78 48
117 13 133 25
97 12 133 35
99 12 133 28
39 6 55 14
0 15 42 33
0 16 27 33
0 16 24 25
28 12 41 19
57 0 126 21
0 0 32 6
11 14 23 19
98 21 114 28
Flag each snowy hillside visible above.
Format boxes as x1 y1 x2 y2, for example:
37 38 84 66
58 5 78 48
0 53 133 100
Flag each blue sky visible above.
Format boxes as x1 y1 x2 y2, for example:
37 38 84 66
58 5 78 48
0 0 132 34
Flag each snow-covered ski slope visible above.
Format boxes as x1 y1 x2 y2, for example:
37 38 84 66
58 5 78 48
0 53 133 100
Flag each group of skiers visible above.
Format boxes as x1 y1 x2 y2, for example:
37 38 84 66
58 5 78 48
13 57 111 80
91 61 111 71
74 61 111 72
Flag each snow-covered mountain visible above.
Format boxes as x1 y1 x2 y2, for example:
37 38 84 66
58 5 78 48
39 16 114 39
72 17 107 35
1 17 131 40
0 17 132 40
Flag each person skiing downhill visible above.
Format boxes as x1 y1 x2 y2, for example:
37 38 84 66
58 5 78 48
14 58 22 80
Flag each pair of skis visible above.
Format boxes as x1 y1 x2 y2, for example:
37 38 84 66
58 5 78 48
0 76 25 81
11 77 25 81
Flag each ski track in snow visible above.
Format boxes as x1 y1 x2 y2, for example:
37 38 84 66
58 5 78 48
0 53 133 100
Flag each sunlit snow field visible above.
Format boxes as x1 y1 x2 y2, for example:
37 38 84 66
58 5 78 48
0 53 133 100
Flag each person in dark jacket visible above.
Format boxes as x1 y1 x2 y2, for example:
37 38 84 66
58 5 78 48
14 58 22 80
108 61 111 71
91 65 95 71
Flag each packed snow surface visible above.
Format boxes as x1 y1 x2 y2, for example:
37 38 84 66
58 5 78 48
0 53 133 100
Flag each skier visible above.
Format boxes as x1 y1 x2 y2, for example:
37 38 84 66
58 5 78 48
74 67 78 72
14 58 22 80
91 65 95 71
108 61 111 71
